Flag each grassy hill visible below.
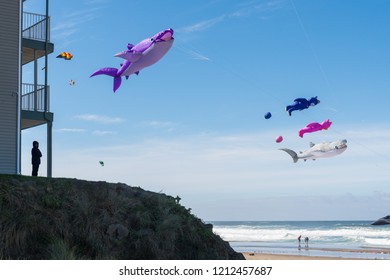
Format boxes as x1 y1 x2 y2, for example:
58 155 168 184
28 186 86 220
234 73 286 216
0 175 244 260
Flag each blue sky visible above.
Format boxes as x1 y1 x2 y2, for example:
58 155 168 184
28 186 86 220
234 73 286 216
21 0 390 221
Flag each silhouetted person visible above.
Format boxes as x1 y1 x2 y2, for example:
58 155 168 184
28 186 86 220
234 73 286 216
31 141 42 176
297 234 302 249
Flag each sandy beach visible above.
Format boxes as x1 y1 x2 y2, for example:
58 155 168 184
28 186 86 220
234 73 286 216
243 246 390 260
243 252 354 260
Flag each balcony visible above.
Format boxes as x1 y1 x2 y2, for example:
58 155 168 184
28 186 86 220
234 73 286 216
21 83 53 129
22 12 54 65
23 11 50 41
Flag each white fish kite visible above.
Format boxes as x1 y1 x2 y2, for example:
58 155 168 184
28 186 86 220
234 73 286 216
280 139 347 163
90 28 174 92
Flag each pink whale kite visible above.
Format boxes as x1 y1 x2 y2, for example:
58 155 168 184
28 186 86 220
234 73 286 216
90 28 174 92
298 119 332 138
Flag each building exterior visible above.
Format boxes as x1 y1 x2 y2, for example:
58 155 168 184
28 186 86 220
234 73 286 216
0 0 54 176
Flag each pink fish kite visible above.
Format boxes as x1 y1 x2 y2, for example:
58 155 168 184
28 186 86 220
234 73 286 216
298 119 332 138
90 28 174 92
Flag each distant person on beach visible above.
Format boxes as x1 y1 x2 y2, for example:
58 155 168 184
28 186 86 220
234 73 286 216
298 235 302 246
305 237 309 247
31 141 42 176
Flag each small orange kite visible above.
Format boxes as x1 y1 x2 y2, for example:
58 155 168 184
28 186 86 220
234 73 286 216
56 52 73 60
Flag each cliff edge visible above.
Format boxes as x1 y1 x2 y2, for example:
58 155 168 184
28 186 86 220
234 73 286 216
0 175 244 260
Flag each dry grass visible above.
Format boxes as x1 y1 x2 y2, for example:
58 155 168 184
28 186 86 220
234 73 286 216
0 175 243 260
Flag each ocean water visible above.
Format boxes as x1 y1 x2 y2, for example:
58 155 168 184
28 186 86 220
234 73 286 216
210 221 390 259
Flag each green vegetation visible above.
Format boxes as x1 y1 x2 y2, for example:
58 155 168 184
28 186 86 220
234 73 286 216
0 175 243 260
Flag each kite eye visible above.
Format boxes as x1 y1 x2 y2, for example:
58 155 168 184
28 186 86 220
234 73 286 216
150 38 154 41
335 146 339 149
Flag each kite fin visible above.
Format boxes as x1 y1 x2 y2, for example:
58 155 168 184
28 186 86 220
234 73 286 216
113 76 122 92
90 67 122 92
90 67 118 78
114 50 142 62
279 148 299 163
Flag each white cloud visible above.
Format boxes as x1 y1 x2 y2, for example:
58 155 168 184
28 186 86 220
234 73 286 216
85 0 109 4
56 128 86 133
196 192 390 221
177 16 226 34
175 0 285 61
177 0 285 34
254 0 285 12
75 114 125 124
46 125 390 220
51 4 106 47
139 121 178 132
52 128 390 190
92 130 118 136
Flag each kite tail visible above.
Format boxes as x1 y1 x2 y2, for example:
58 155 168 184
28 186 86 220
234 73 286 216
90 67 122 92
279 148 299 163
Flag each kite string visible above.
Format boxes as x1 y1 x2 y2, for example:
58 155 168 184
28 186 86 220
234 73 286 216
331 128 390 163
290 1 390 166
176 17 390 168
174 42 287 107
289 0 333 96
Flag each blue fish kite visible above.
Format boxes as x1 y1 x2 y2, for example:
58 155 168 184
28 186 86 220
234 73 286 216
90 28 174 92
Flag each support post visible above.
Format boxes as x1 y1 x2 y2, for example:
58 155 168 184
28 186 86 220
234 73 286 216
43 0 52 178
47 120 52 177
33 50 37 111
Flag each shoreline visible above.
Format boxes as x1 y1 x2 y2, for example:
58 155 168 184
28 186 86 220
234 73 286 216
242 246 390 260
243 252 354 260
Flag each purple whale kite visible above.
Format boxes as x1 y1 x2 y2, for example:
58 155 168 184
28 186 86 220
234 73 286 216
90 28 174 92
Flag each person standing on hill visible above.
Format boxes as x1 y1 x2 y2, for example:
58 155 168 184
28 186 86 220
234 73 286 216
31 141 42 176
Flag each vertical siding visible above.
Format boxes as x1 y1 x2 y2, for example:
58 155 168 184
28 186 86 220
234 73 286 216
0 0 20 174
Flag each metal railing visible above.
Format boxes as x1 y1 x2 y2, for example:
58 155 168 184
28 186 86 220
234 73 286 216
21 83 50 112
22 12 50 41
